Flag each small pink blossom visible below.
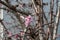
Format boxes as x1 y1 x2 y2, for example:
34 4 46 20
20 31 25 36
15 34 19 38
25 15 32 27
8 32 12 37
20 15 33 27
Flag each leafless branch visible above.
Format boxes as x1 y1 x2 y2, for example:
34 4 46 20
0 0 31 15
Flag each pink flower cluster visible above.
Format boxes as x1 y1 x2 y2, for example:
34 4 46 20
20 15 32 27
8 32 12 37
25 15 32 27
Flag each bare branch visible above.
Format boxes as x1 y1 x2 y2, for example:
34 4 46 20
0 0 31 15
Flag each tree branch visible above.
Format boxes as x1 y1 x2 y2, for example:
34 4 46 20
0 0 31 15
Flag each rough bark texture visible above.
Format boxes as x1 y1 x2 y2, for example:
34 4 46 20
32 0 45 40
50 0 54 40
53 6 59 40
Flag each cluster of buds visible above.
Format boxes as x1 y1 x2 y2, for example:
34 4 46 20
20 15 33 32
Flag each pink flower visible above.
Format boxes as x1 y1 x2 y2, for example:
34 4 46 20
15 34 19 38
8 32 12 37
25 15 32 27
20 15 33 27
20 31 25 36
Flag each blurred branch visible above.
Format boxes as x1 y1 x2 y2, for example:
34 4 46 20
0 8 25 31
0 0 28 30
0 0 31 15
